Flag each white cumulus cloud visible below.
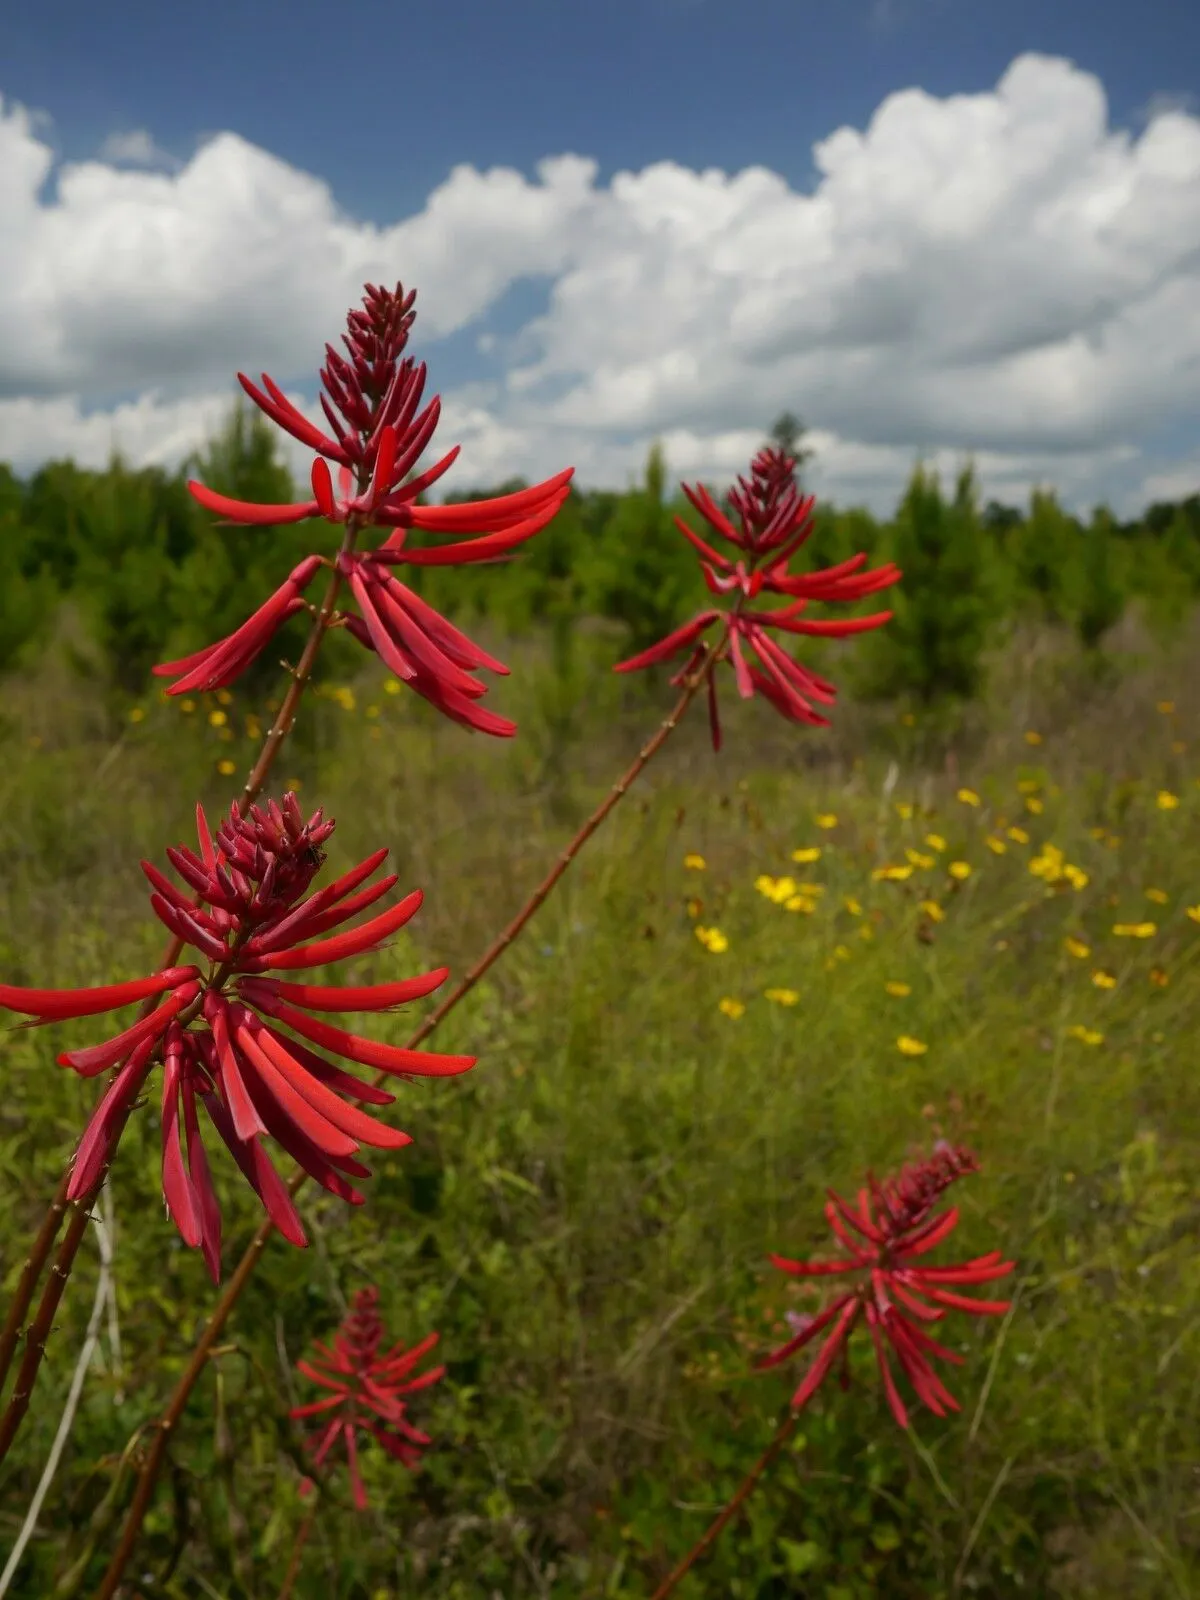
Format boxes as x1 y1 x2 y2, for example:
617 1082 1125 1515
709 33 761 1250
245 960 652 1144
0 52 1197 517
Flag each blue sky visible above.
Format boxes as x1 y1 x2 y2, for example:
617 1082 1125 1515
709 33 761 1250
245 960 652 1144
1 0 1198 514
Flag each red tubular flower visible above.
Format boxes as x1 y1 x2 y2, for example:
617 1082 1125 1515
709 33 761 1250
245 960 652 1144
614 446 900 749
290 1286 444 1509
160 282 574 734
0 794 474 1281
758 1144 1014 1427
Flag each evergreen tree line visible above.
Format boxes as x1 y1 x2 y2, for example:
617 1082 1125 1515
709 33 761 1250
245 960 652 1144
0 400 1197 706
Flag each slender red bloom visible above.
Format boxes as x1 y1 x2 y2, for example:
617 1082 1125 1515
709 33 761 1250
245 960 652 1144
0 794 474 1280
157 282 573 736
291 1286 444 1509
614 446 900 749
758 1144 1014 1427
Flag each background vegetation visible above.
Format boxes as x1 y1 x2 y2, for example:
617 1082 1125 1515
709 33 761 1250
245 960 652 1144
0 408 1198 1596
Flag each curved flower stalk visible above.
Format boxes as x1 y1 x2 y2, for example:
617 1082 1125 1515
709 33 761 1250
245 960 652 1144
614 445 900 748
759 1143 1014 1425
291 1286 443 1508
0 794 473 1281
156 281 574 736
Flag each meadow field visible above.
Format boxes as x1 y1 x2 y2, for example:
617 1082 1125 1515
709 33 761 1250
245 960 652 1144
0 609 1198 1598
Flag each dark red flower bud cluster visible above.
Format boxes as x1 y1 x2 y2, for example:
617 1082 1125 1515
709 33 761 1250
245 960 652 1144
614 445 900 749
0 795 473 1279
156 282 574 736
759 1144 1014 1427
291 1286 444 1509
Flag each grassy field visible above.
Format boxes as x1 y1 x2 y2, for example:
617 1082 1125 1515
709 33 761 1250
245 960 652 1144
0 610 1198 1598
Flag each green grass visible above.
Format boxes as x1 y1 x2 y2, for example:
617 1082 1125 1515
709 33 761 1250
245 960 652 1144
0 612 1199 1597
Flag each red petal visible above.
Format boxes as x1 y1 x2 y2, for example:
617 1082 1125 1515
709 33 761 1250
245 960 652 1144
240 991 475 1078
245 889 423 970
58 981 200 1078
0 966 198 1022
187 480 320 526
244 968 448 1012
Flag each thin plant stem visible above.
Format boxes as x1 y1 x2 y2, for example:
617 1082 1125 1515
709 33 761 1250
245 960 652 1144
95 646 721 1600
0 538 357 1464
648 1407 797 1600
276 1499 318 1600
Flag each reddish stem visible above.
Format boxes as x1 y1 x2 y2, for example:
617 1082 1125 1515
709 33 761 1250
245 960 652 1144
276 1497 318 1600
648 1408 797 1600
95 645 721 1599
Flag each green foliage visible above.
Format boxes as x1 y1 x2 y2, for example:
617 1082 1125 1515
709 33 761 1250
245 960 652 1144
858 461 996 705
1009 489 1080 623
1071 507 1127 653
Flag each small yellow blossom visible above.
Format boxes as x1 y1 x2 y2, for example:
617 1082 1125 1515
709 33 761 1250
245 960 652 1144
785 895 817 914
685 897 703 919
793 883 825 896
815 813 839 830
896 1035 928 1057
384 678 401 695
833 945 852 961
1024 731 1043 746
1063 864 1088 890
1157 700 1176 715
895 801 914 819
215 689 233 706
718 997 745 1019
948 861 972 881
1186 904 1200 923
925 833 946 852
843 896 862 916
1092 969 1117 989
216 758 236 776
885 981 911 997
957 788 981 807
858 923 874 940
1064 937 1090 959
1149 967 1169 988
1156 790 1180 810
128 706 146 723
755 874 797 904
920 900 945 923
684 853 707 871
1025 796 1044 815
1113 922 1156 938
1030 844 1064 882
179 698 196 714
985 836 1006 855
1145 888 1168 904
1017 779 1041 795
1066 1025 1104 1046
695 926 729 953
873 864 914 882
791 846 822 863
905 848 934 868
208 710 228 728
284 776 302 790
1007 825 1029 844
764 988 800 1006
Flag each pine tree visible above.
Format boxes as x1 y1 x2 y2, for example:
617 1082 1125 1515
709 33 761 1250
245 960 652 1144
1072 506 1126 653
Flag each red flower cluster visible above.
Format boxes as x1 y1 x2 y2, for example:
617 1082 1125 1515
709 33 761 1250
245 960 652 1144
0 794 473 1280
614 446 900 749
155 282 574 736
759 1144 1013 1427
291 1286 444 1509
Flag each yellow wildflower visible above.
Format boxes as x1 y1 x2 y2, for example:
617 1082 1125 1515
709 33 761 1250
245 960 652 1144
1024 731 1043 745
925 833 946 852
216 758 236 776
985 836 1006 855
957 788 981 807
764 988 800 1006
208 710 228 728
920 900 945 923
684 853 707 871
1145 888 1168 905
948 861 972 881
1064 936 1090 959
791 846 822 863
695 926 729 953
815 813 839 830
833 945 852 961
843 896 862 916
885 982 911 997
1030 844 1065 882
1156 790 1180 810
718 997 745 1019
1157 700 1176 715
896 1035 928 1057
1149 967 1169 988
1063 864 1088 890
1186 905 1200 923
1066 1025 1104 1046
1007 825 1029 844
858 923 874 940
1017 779 1041 795
1025 796 1044 815
685 897 703 919
1092 969 1117 989
179 698 196 714
384 678 401 695
785 895 817 914
873 864 914 882
895 801 914 819
905 848 934 868
128 706 146 724
1113 922 1156 938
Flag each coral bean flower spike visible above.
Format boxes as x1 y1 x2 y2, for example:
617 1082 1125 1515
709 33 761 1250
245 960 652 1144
156 281 574 736
614 446 900 749
291 1286 444 1509
759 1144 1014 1427
0 794 474 1281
